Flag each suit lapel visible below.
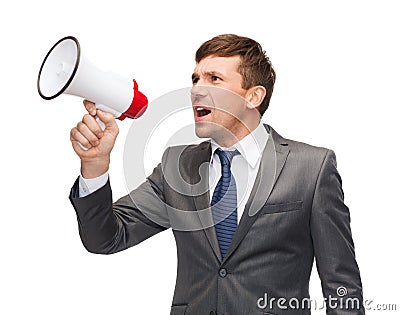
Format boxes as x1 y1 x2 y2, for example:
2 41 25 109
188 125 290 264
188 142 223 262
222 124 290 263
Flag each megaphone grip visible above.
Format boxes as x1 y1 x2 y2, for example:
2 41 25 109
118 80 148 120
95 115 106 130
77 114 105 151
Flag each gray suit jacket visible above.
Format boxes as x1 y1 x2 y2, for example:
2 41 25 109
69 125 364 315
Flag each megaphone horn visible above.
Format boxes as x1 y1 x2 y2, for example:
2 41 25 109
37 36 148 125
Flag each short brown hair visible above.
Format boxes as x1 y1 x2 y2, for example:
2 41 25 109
195 34 276 115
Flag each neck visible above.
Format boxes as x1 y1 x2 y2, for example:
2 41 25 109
213 119 260 148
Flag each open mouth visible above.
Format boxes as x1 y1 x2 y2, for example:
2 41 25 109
195 106 212 117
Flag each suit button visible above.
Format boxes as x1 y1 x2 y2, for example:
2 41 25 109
219 268 227 277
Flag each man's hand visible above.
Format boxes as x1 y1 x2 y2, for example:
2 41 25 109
70 100 119 179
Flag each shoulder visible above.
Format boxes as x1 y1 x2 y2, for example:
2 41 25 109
162 141 210 159
287 138 331 157
267 124 335 165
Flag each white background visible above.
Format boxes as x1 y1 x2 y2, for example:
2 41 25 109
1 0 399 314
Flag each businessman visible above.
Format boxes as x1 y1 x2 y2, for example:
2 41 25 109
69 34 364 314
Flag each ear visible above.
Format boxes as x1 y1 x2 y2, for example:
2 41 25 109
245 85 266 110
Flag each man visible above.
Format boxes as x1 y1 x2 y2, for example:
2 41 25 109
69 34 364 314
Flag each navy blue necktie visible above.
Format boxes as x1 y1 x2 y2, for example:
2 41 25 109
211 149 240 259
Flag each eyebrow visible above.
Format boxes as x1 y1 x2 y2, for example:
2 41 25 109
191 71 225 81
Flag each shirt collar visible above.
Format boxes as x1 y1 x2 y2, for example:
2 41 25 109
210 122 269 168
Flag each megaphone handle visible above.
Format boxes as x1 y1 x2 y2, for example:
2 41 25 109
95 115 106 131
77 114 106 151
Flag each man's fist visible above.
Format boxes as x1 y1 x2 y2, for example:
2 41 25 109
70 100 119 178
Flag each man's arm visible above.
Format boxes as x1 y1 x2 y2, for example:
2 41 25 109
310 150 365 314
69 162 169 254
69 100 169 254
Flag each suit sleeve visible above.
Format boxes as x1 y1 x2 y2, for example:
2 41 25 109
310 150 365 314
69 153 170 254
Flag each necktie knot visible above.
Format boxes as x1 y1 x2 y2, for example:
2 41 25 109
216 148 240 167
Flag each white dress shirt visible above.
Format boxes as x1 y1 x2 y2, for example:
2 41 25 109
79 123 269 224
208 122 269 222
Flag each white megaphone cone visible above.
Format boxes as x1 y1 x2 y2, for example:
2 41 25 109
37 36 148 130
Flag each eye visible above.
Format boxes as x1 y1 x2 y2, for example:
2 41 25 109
211 75 222 82
192 77 199 85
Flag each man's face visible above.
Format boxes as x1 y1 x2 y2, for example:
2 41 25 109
191 55 250 143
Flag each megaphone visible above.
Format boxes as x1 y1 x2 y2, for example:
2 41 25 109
37 36 148 127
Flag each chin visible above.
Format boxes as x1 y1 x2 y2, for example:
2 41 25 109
194 122 214 139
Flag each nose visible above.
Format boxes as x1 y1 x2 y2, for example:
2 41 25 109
190 85 208 103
